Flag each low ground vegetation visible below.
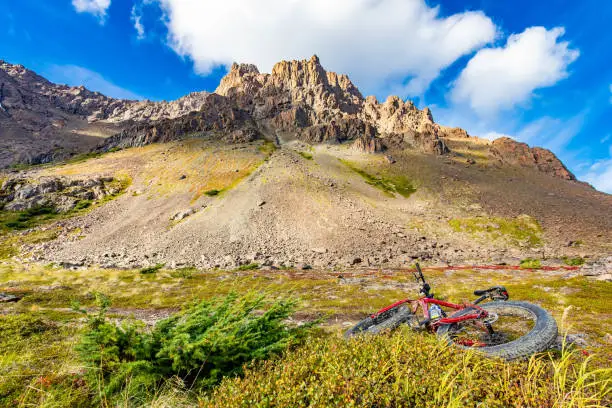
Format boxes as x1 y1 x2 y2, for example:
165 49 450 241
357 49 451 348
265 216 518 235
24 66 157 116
340 159 416 198
563 256 586 266
449 215 543 248
298 151 313 160
1 260 611 406
206 329 610 408
520 258 542 269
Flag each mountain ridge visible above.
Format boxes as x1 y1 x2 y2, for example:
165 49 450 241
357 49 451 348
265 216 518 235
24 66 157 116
0 56 577 185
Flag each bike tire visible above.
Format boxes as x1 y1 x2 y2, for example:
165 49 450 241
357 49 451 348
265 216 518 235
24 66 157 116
436 301 557 360
344 305 413 338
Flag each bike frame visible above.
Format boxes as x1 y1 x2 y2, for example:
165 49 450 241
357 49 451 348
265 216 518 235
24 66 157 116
371 296 487 331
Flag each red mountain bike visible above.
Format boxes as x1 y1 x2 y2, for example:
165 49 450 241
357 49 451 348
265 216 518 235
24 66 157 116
345 264 558 360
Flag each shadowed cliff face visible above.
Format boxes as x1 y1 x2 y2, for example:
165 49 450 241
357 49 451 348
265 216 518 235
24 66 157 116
1 56 575 183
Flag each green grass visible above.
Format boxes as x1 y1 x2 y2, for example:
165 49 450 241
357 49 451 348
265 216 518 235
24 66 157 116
169 266 197 279
0 228 60 260
520 258 542 269
339 159 416 198
449 215 543 247
0 312 89 407
298 151 313 160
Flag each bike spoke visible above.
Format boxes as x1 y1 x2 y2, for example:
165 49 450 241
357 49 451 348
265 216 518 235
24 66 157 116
449 308 536 347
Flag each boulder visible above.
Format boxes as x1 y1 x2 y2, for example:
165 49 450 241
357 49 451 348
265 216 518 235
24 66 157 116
171 208 195 221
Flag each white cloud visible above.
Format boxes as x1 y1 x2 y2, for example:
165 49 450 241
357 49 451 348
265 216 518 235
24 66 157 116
44 65 143 100
514 113 586 153
131 6 145 40
580 156 612 194
72 0 111 23
153 0 497 96
452 26 579 116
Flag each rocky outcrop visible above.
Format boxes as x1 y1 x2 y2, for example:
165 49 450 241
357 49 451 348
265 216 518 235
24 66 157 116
439 126 470 139
353 135 383 153
491 137 575 180
100 94 259 150
0 176 126 212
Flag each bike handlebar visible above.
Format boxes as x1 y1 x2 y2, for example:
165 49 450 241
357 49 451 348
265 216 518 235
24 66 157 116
414 263 426 284
413 263 433 298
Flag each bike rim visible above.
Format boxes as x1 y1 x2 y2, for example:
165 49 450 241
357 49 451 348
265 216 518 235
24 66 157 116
448 305 536 348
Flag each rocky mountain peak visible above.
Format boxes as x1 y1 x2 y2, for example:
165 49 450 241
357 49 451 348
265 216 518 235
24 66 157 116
216 55 363 113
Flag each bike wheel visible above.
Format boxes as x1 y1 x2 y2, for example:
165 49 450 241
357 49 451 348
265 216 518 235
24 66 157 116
344 304 413 338
436 301 557 360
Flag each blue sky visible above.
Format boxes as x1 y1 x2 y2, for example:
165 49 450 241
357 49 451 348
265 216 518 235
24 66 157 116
1 0 610 193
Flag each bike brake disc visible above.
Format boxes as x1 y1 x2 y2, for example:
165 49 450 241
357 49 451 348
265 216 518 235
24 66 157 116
483 312 499 324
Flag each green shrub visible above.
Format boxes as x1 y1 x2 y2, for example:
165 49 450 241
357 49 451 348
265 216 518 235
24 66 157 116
1 205 57 230
74 291 311 404
258 141 277 156
139 263 165 274
562 256 585 266
520 258 542 269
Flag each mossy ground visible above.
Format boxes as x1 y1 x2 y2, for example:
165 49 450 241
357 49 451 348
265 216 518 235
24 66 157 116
449 215 543 247
298 151 313 160
340 159 416 198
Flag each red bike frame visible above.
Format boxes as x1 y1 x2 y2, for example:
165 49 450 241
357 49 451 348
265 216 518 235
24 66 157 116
371 297 487 331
